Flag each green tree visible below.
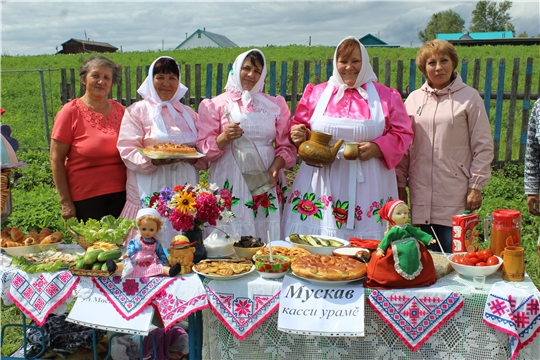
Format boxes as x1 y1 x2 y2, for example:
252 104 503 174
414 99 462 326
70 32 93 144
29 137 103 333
517 31 528 38
470 0 515 34
418 10 465 43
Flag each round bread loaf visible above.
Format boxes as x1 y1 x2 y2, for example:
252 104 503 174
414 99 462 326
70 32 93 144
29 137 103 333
291 254 367 281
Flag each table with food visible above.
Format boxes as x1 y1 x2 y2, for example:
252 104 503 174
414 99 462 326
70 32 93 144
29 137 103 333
2 209 540 360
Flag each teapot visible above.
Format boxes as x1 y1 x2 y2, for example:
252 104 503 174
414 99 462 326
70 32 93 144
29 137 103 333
298 130 344 168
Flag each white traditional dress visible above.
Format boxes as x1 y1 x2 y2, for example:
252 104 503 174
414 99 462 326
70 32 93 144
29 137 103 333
281 37 413 240
117 56 205 248
196 49 296 241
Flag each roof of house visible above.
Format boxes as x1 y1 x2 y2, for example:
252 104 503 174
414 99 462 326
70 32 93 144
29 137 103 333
437 31 513 40
175 29 238 49
358 33 400 48
61 38 118 49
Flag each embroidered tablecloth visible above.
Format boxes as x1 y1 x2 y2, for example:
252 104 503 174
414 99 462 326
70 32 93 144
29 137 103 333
8 270 80 326
483 281 540 360
205 272 282 340
152 273 209 331
92 275 176 320
367 287 464 351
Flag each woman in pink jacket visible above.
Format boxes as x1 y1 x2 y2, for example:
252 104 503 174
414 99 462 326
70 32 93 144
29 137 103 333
396 40 494 253
196 49 296 241
282 36 413 241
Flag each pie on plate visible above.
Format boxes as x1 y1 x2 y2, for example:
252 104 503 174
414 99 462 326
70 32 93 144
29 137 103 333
139 143 204 159
291 254 367 281
254 246 310 261
193 259 253 277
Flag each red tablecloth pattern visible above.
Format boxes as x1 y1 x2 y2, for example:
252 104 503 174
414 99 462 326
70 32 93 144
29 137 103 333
483 281 540 360
9 270 80 326
368 287 463 351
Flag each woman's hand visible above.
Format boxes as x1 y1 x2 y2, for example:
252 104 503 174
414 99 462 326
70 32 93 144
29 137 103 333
267 156 286 186
357 142 382 161
465 188 482 212
61 201 76 220
217 122 244 149
527 194 540 216
290 124 308 147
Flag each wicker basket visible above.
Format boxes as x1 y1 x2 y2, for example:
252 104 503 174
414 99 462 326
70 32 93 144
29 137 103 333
68 228 92 250
69 266 112 277
1 169 11 212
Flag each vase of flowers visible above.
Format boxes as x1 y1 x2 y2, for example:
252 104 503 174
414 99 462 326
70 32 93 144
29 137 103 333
141 182 235 263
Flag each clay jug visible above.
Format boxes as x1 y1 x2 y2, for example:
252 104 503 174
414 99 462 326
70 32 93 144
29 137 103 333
298 130 344 168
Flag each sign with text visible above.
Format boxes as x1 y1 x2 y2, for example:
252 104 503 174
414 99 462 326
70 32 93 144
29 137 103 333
66 288 154 335
277 275 365 336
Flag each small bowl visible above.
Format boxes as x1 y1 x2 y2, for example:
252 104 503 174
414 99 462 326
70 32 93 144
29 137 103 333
234 245 265 260
285 235 349 255
254 255 291 278
448 252 503 277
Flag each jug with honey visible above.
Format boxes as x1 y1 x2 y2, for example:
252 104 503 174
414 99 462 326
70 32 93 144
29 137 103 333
483 209 521 259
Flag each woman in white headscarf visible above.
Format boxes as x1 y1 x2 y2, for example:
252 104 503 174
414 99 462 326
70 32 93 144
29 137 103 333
117 56 206 247
281 36 413 240
196 49 296 241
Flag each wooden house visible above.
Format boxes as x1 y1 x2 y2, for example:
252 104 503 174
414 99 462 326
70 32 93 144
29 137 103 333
57 38 118 54
175 29 238 50
436 31 540 46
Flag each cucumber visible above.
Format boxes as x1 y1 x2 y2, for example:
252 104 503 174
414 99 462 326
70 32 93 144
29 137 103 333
97 249 123 262
304 234 321 247
92 262 104 270
75 259 92 269
101 262 110 271
84 249 104 264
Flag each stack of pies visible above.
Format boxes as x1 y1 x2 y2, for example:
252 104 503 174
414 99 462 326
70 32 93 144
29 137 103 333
142 143 197 157
254 246 310 261
291 254 367 281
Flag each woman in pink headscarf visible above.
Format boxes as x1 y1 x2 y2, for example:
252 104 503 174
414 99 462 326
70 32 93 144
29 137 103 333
282 36 413 241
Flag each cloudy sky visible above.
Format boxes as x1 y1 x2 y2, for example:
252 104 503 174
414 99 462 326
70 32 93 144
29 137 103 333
1 0 538 56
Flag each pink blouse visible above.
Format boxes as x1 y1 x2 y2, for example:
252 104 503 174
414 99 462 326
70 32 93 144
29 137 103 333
292 82 413 170
196 89 296 168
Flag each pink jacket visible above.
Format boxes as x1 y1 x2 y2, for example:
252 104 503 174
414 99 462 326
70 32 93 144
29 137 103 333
396 74 494 227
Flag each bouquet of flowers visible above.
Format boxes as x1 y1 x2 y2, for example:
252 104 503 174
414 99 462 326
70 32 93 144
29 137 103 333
141 182 235 232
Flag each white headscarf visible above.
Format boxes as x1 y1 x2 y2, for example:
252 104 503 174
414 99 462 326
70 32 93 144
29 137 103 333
329 36 378 103
137 56 189 131
225 49 280 116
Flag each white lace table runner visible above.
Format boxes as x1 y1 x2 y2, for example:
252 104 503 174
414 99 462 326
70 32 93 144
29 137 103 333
202 272 540 359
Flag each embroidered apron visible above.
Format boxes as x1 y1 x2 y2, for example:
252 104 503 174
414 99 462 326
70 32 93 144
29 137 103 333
130 238 164 278
282 82 397 240
206 100 286 241
137 104 199 247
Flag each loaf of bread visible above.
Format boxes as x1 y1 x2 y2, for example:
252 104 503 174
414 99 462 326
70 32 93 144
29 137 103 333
38 228 52 241
431 252 454 278
10 227 24 242
27 230 39 240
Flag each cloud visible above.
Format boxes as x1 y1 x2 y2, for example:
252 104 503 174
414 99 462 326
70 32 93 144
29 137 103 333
1 1 538 56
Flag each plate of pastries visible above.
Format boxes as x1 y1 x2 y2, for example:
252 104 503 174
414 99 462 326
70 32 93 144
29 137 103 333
290 253 367 285
0 227 63 257
192 258 255 280
138 143 205 159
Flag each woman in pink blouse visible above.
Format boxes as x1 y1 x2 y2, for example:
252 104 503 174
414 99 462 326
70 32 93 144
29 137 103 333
197 49 296 241
51 56 126 222
117 56 206 246
281 36 413 240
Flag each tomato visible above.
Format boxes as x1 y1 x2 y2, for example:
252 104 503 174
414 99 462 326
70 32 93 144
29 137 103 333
465 251 478 259
477 249 494 262
452 256 463 264
486 256 499 266
476 262 487 267
461 258 474 266
468 257 480 265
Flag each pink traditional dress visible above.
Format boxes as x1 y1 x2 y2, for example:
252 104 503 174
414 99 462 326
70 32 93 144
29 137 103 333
117 56 206 247
281 37 413 240
128 237 167 278
197 49 296 241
